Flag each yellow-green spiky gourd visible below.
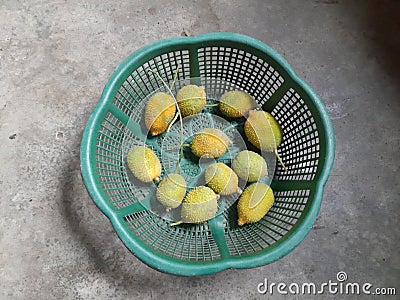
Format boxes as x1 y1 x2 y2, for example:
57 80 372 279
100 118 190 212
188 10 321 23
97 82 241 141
232 150 268 182
156 174 187 210
179 186 219 224
144 92 176 136
237 183 274 226
244 110 287 171
190 128 231 158
205 163 241 195
127 146 161 183
219 90 258 118
176 85 206 117
244 110 282 151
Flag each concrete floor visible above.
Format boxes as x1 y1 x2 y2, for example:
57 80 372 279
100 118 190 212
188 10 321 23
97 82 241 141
1 0 399 299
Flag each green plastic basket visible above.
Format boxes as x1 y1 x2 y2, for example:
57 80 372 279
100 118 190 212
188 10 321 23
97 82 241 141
80 32 335 276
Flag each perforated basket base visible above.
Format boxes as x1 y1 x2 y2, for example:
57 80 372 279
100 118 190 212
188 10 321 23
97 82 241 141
80 32 335 276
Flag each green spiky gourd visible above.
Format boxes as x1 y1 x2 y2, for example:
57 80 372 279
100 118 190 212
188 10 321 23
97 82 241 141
177 186 219 224
127 146 161 183
190 128 231 158
205 163 241 195
244 110 287 171
176 85 206 117
232 150 268 182
244 110 282 151
156 174 187 210
144 92 176 136
219 90 258 118
237 183 274 226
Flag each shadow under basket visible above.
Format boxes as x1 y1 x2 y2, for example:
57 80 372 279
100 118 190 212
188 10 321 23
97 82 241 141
80 32 335 276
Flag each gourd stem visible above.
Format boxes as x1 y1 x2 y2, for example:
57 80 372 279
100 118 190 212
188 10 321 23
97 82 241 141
170 64 180 90
148 66 184 174
166 65 182 132
274 149 288 172
167 112 180 133
170 221 183 227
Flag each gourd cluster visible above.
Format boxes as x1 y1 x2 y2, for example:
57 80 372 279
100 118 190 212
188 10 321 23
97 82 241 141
127 85 286 226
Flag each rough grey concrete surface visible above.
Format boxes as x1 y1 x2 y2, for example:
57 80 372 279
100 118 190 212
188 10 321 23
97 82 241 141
1 0 399 299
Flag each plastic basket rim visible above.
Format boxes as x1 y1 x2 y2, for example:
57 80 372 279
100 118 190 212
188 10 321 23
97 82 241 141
80 32 336 276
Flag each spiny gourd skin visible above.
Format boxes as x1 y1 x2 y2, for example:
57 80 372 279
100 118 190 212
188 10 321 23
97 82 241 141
127 146 161 183
232 150 268 182
191 128 231 158
176 85 206 117
219 90 258 118
144 92 176 136
156 173 187 209
205 163 240 195
180 186 219 224
237 183 274 226
244 110 283 152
